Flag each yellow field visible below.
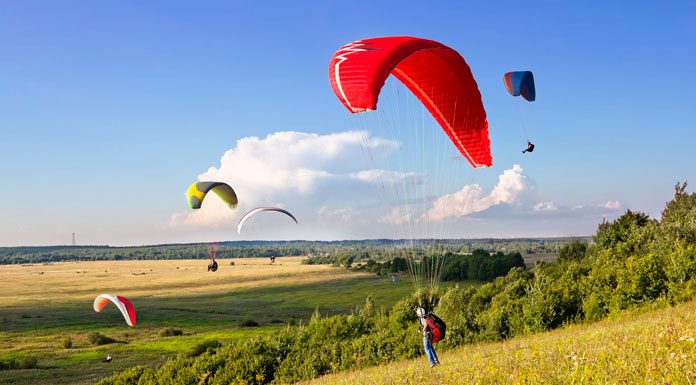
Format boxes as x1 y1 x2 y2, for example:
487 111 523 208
0 257 414 385
0 257 357 307
304 300 696 385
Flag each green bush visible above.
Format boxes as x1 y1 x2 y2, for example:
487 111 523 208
240 319 260 327
0 357 40 370
158 327 183 337
189 340 222 357
17 356 38 369
0 360 17 371
88 332 116 345
62 337 73 349
558 240 588 261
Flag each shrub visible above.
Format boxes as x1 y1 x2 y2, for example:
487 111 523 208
96 366 152 385
158 327 183 337
240 319 260 327
1 357 40 370
558 240 588 261
62 337 73 349
17 356 38 369
0 360 17 371
88 332 116 345
189 340 222 357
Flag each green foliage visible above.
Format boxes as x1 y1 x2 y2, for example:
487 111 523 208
240 319 260 327
62 336 73 349
88 332 116 345
96 366 153 385
441 250 525 281
1 357 40 370
189 340 222 357
658 182 696 247
158 327 183 337
0 360 16 371
18 356 38 369
593 209 656 258
558 240 588 261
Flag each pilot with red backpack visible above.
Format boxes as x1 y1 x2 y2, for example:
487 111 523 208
416 307 445 367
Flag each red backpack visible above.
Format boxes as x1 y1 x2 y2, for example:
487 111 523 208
424 313 446 343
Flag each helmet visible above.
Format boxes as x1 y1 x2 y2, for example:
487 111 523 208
416 307 426 317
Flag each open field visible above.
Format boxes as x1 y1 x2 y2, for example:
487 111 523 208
304 299 696 385
0 257 416 385
522 253 557 268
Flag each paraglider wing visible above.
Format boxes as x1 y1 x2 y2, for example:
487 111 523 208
237 207 298 235
93 294 136 327
503 71 535 102
329 36 491 168
187 182 238 209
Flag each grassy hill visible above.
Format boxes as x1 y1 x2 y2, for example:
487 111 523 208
304 300 696 385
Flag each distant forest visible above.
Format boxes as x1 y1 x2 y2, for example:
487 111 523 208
0 238 585 265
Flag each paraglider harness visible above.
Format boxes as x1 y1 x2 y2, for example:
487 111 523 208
423 312 446 343
522 141 535 154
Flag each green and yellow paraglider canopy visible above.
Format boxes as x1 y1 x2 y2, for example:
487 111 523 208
187 182 238 209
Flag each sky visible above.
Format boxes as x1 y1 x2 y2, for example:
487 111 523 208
1 1 695 246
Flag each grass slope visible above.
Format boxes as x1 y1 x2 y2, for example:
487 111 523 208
305 300 696 385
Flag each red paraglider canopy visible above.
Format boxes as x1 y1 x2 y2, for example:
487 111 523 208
329 36 492 168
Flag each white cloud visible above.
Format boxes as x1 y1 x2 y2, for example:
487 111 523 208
349 169 421 185
534 201 558 212
167 196 236 228
426 165 532 221
163 129 626 240
167 131 399 228
318 206 357 223
379 206 413 225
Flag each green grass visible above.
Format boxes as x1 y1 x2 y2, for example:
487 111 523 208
0 261 417 385
302 299 696 385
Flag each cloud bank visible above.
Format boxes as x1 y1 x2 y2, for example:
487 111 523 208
167 130 624 240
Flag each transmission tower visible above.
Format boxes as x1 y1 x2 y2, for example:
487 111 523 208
72 232 76 246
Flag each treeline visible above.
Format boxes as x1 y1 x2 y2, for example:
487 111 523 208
0 244 307 265
0 237 578 265
99 182 696 385
327 250 525 282
440 250 525 281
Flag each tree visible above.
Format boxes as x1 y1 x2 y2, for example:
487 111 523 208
558 240 588 261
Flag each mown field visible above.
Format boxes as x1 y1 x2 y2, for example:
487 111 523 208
304 299 696 385
0 257 416 385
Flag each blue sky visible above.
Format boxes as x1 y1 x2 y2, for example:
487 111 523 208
1 1 695 246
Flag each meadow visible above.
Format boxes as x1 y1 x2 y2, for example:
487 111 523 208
303 299 696 385
0 257 414 385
